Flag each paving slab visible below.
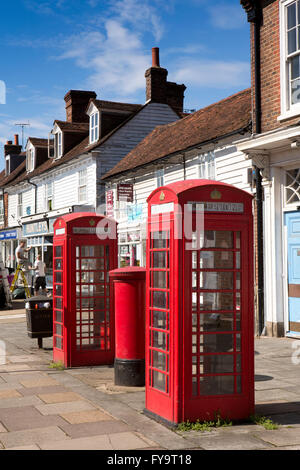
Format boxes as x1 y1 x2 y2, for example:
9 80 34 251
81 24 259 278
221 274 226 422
0 395 42 409
0 423 7 433
253 427 300 447
0 389 22 399
0 426 69 448
60 409 114 424
39 434 112 450
37 391 83 404
18 385 69 397
60 420 132 439
185 432 274 450
5 444 40 450
20 377 60 388
36 400 97 416
0 406 68 432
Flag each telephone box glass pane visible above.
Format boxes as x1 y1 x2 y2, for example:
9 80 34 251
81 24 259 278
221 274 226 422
153 252 167 268
153 291 168 309
153 331 167 350
199 293 233 311
202 355 234 374
152 350 167 371
153 310 167 330
153 371 166 392
55 259 63 270
200 252 233 269
200 376 235 395
203 231 233 248
152 271 167 289
199 313 234 332
152 231 168 249
199 272 233 290
200 334 234 353
55 246 62 257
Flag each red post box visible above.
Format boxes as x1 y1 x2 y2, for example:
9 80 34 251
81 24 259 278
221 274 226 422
145 180 254 425
53 212 118 367
109 267 146 386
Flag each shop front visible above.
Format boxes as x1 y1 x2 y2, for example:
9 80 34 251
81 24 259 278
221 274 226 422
22 218 56 291
0 228 21 270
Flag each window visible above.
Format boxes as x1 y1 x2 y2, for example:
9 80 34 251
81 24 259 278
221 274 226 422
45 182 54 211
17 193 23 218
198 151 215 180
78 169 87 203
90 112 99 144
280 0 300 115
156 169 164 188
26 148 35 172
54 131 63 159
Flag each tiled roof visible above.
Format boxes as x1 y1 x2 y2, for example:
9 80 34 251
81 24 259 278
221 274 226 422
0 159 27 187
103 88 252 179
3 136 90 187
28 138 49 148
91 100 142 113
54 121 89 132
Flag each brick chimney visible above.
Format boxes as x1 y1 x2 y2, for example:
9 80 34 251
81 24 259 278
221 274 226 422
64 90 97 123
145 48 186 113
4 135 22 156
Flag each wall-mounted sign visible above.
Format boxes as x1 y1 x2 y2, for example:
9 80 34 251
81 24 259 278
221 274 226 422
188 202 244 213
128 204 143 222
0 229 18 240
117 184 133 202
106 190 114 218
23 220 48 237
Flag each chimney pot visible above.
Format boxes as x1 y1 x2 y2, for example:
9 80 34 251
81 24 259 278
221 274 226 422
152 47 160 67
6 141 12 145
14 134 19 146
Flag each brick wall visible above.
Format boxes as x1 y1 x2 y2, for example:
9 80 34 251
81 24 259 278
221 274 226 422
253 0 300 132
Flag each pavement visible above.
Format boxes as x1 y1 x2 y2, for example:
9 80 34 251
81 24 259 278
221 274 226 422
0 300 299 450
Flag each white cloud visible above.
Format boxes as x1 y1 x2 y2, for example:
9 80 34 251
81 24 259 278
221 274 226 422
208 4 246 30
173 59 250 89
108 0 164 41
55 20 150 98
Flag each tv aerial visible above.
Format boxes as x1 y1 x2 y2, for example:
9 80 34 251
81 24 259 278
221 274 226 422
14 122 30 149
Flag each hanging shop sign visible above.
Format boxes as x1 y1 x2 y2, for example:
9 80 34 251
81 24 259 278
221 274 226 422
117 184 133 203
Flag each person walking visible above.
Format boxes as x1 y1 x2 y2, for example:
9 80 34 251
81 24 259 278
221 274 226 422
33 254 47 296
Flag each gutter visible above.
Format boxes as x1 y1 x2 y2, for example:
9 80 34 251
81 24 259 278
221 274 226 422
102 123 251 182
241 0 265 335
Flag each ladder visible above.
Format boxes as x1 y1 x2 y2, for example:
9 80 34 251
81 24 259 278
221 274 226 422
10 264 31 299
0 260 13 308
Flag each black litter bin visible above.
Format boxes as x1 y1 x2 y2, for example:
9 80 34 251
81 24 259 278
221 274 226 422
25 295 53 348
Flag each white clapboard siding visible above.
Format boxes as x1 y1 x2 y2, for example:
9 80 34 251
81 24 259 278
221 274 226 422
8 194 17 227
22 187 34 216
215 147 252 192
99 103 179 175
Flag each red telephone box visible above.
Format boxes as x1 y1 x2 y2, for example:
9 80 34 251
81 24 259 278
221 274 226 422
53 212 118 367
145 180 254 425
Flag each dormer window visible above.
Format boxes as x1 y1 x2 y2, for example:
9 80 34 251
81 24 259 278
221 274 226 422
54 131 63 159
90 111 99 144
26 147 35 172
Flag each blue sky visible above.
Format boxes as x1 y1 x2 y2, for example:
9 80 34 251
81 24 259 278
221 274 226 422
0 0 250 164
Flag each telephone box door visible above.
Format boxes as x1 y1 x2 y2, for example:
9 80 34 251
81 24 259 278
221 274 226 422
183 219 254 421
69 238 115 366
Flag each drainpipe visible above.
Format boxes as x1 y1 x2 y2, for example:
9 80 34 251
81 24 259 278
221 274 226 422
241 0 264 335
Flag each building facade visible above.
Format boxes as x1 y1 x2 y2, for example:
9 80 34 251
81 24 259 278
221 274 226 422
238 0 300 337
0 49 185 290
